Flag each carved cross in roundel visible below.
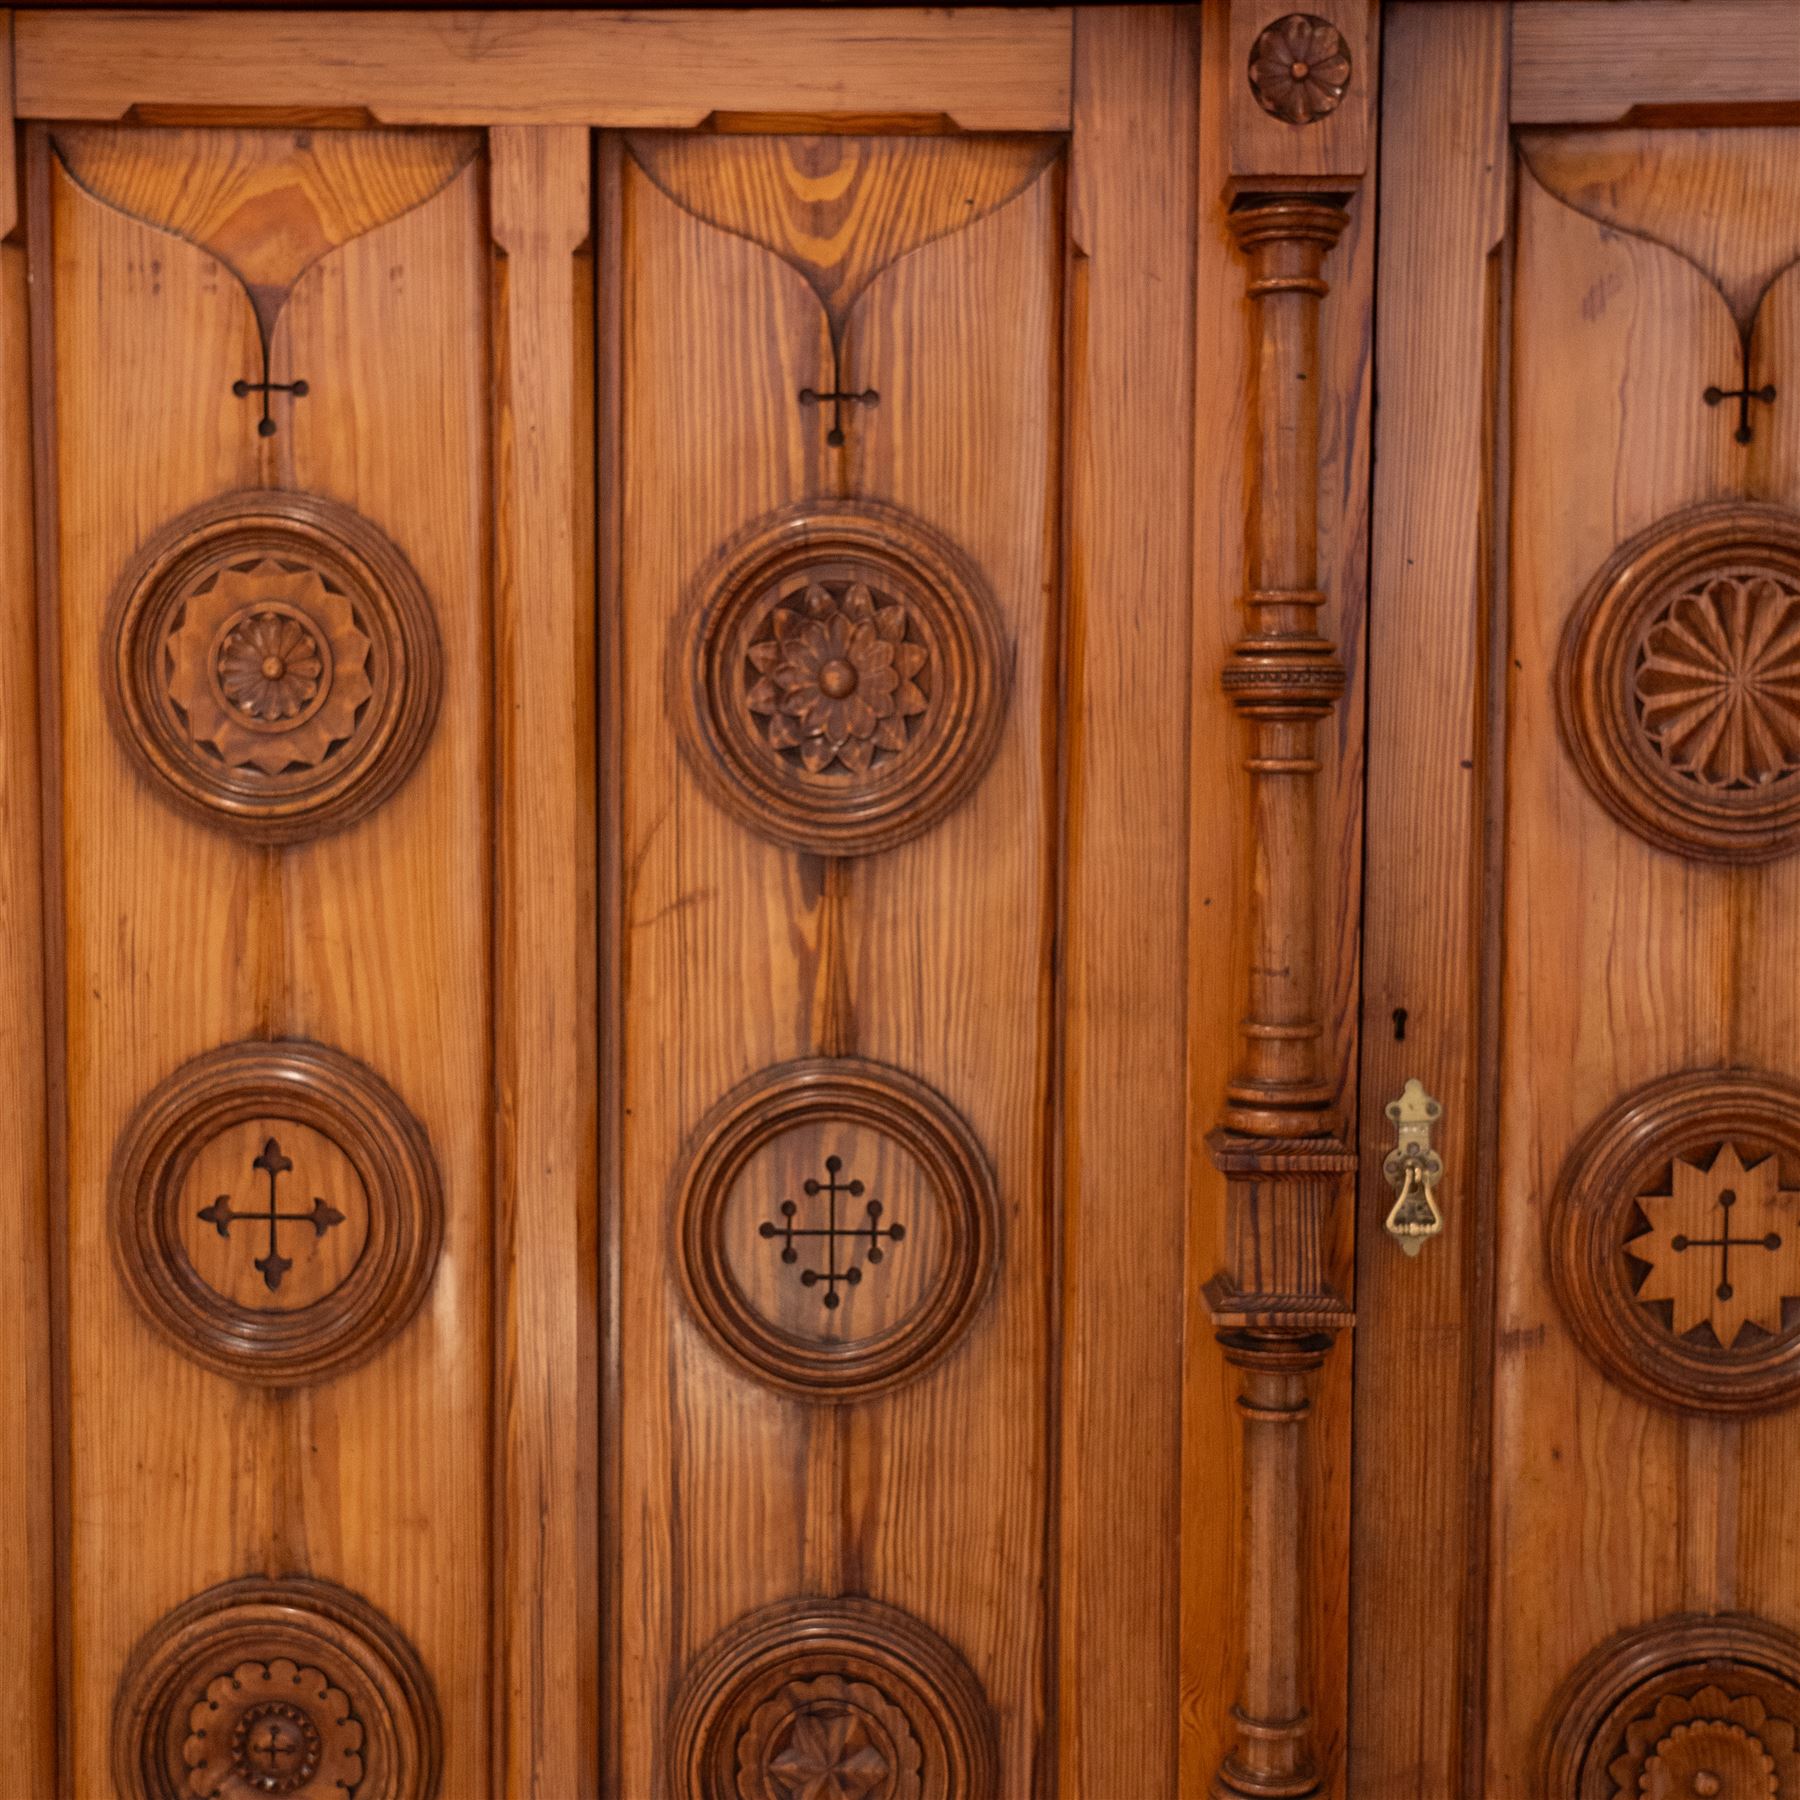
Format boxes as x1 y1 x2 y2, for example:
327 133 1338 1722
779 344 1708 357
111 1041 442 1386
107 492 442 843
677 504 1009 857
1560 503 1800 861
1549 1071 1800 1415
676 1059 998 1401
183 1659 363 1797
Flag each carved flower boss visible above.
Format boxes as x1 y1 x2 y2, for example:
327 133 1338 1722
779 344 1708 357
746 578 929 776
1607 1684 1800 1799
166 559 374 776
1249 13 1353 125
181 1656 364 1797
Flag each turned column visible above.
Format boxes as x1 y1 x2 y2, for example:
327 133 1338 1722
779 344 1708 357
1205 194 1356 1800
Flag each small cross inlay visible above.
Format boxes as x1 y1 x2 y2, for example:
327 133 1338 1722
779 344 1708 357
760 1153 905 1310
197 1135 345 1293
1704 374 1778 445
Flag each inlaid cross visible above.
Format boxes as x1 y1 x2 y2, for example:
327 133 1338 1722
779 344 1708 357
197 1135 345 1293
798 382 880 448
1632 1143 1800 1346
760 1153 905 1310
231 372 310 439
1703 375 1778 445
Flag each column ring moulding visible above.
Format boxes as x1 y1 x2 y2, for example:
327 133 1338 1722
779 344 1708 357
1203 5 1373 1799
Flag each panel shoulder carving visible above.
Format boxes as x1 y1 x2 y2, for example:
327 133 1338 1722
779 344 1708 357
674 503 1010 856
114 1575 441 1800
675 1056 999 1399
1558 503 1800 863
110 1039 443 1386
669 1597 997 1800
624 132 1058 340
1537 1613 1800 1799
106 491 443 841
1548 1068 1800 1414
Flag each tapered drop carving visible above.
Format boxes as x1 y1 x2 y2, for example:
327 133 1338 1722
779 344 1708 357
1204 195 1356 1800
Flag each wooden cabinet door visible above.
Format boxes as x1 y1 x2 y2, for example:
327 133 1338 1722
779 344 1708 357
1359 4 1800 1794
0 11 1202 1798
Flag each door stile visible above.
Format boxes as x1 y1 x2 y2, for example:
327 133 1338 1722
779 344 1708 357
1350 6 1512 1794
6 95 62 1800
488 123 600 1800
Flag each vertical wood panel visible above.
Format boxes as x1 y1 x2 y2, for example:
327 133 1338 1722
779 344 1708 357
1350 8 1510 1795
489 122 598 1800
1061 9 1195 1795
38 127 493 1794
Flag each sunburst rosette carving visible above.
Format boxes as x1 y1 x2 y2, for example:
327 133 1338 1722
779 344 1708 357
738 1674 923 1800
1560 503 1800 861
107 492 441 843
677 503 1009 857
1608 1685 1799 1799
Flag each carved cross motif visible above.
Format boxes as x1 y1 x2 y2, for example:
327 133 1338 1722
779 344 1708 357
197 1135 346 1293
1633 1143 1800 1345
760 1154 905 1310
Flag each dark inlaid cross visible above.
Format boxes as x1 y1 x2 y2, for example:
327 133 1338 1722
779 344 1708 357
1669 1184 1784 1308
1704 376 1778 445
798 383 880 448
760 1153 905 1310
231 371 310 438
197 1135 345 1293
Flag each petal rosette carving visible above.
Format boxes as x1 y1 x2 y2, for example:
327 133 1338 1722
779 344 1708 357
182 1658 364 1798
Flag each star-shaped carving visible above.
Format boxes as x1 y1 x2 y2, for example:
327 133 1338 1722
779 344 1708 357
1633 1142 1800 1345
766 1708 892 1800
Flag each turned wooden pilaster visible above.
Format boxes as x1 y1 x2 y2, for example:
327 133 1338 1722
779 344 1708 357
1206 194 1356 1800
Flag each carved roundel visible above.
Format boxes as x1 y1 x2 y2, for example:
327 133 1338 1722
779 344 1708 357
676 1058 999 1400
1537 1613 1800 1798
110 1040 443 1386
113 1574 441 1800
106 491 442 843
1548 1069 1800 1415
675 503 1010 856
1248 14 1353 126
1559 503 1800 862
669 1597 998 1800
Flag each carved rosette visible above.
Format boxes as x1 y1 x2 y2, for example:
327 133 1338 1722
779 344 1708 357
675 1058 998 1400
1548 1069 1800 1415
675 503 1009 856
669 1598 996 1800
106 492 442 842
110 1040 443 1386
1537 1614 1800 1799
114 1576 440 1800
1559 502 1800 862
1248 13 1353 125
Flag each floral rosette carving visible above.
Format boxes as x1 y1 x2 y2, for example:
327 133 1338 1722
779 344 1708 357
745 578 930 777
737 1674 923 1800
1608 1685 1800 1798
182 1658 364 1798
167 561 374 775
1248 13 1352 125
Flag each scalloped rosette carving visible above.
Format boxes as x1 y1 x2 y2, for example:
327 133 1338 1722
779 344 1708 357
114 1576 440 1800
669 1598 997 1800
1537 1614 1800 1798
1559 503 1800 862
675 503 1009 856
106 492 441 842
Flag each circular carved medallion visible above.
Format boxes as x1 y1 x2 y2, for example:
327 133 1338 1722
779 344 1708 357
113 1575 440 1800
106 491 442 843
675 504 1010 856
1559 503 1800 862
1548 1069 1800 1415
1537 1614 1800 1798
669 1597 997 1800
1248 14 1353 125
111 1040 443 1386
676 1058 999 1400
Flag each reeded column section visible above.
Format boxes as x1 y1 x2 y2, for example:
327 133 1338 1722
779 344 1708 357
1205 195 1356 1800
